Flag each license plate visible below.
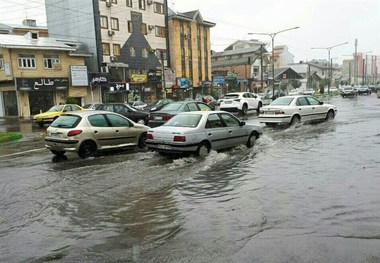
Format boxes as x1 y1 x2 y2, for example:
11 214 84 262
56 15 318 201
154 116 162 120
157 144 171 150
50 133 61 138
265 111 274 115
224 101 232 104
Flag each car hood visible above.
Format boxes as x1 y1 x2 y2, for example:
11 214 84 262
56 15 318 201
33 112 60 118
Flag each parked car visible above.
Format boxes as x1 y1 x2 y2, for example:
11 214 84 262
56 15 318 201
82 103 103 110
357 85 372 95
264 89 286 100
96 103 149 125
129 100 148 110
340 86 358 97
143 99 174 112
33 104 83 127
303 89 315 95
45 111 149 159
146 111 262 158
288 89 303 96
258 95 337 127
219 92 262 115
148 101 212 128
195 95 217 110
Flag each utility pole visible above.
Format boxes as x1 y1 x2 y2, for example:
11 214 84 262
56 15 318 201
260 44 264 92
354 39 358 84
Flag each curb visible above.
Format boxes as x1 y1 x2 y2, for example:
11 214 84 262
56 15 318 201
0 132 23 143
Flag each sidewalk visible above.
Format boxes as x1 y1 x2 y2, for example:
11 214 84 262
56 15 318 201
0 118 38 142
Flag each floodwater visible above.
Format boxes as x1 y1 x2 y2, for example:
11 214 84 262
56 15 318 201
0 94 379 262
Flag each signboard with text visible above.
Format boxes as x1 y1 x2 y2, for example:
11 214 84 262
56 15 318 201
70 65 88 86
16 78 69 91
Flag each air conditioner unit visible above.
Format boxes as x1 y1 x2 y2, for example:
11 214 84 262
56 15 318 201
110 56 116 62
148 25 155 30
147 0 153 5
108 30 115 36
101 66 109 73
106 0 112 7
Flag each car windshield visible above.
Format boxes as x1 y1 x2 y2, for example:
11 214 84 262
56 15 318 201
344 87 352 90
164 114 202 127
47 105 64 112
160 102 183 111
223 94 239 99
50 115 81 128
270 97 294 106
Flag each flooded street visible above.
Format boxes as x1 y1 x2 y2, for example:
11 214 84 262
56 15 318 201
1 95 380 262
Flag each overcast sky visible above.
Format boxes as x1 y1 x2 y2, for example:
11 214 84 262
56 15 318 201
1 0 379 64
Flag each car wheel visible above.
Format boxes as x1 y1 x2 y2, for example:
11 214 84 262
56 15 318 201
241 104 248 115
290 115 300 126
51 150 65 156
246 132 257 148
137 118 146 125
325 110 335 121
78 141 97 159
138 133 147 148
195 142 210 158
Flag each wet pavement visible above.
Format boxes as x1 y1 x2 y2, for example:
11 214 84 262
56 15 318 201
0 94 380 262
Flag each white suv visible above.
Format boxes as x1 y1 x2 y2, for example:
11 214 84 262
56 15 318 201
219 92 262 115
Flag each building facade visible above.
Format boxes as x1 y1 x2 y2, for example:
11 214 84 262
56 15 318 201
167 9 215 99
45 0 169 103
0 33 87 118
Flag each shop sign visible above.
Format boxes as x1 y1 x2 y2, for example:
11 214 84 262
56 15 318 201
70 65 88 86
88 72 109 85
176 77 190 89
201 81 212 87
148 70 161 82
109 82 129 92
16 77 69 91
213 76 225 85
131 74 147 83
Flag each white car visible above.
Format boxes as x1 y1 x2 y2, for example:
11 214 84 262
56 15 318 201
146 111 262 158
130 100 148 111
219 92 262 115
258 95 337 127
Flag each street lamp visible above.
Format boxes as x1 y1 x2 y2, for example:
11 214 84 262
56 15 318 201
248 26 299 100
311 41 348 93
362 51 372 85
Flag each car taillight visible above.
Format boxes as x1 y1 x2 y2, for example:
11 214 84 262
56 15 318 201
173 135 186 142
233 99 241 102
147 133 153 139
67 130 82 136
162 115 172 121
274 110 285 115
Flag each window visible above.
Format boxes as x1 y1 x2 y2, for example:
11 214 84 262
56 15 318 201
128 21 133 32
155 26 165 37
206 114 224 129
102 43 110 55
88 114 109 127
110 17 119 30
139 23 147 35
113 44 121 56
18 54 36 68
106 114 131 127
307 97 320 105
139 0 146 10
44 55 60 69
154 2 164 14
220 113 240 127
130 47 136 57
296 97 309 106
126 0 132 7
142 48 148 58
100 16 108 29
0 55 4 70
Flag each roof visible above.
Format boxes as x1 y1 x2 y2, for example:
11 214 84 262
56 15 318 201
271 67 304 80
212 46 263 57
0 34 77 51
168 9 216 27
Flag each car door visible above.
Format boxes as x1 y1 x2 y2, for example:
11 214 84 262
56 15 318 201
87 114 117 147
306 96 326 121
105 113 138 146
219 112 248 147
295 97 312 122
248 93 259 109
205 113 229 150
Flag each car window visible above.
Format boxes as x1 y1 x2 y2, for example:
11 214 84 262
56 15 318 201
271 97 294 106
50 115 81 128
307 97 320 105
197 103 212 111
206 114 224 129
115 105 128 114
161 102 183 111
71 105 81 111
106 114 131 127
296 97 309 106
105 105 113 111
164 114 202 127
224 94 239 99
187 102 198 111
220 113 240 127
48 105 64 112
88 114 109 127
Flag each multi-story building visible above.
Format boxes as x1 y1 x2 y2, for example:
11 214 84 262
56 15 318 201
45 0 169 103
342 53 378 85
0 32 88 118
0 19 48 37
167 9 215 99
271 45 295 68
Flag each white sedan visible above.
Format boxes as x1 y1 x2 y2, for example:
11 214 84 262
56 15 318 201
146 111 262 158
258 95 337 127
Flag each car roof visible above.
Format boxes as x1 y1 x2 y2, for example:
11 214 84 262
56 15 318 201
176 110 230 116
62 110 123 117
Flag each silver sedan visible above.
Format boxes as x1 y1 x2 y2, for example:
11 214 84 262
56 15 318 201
146 111 262 158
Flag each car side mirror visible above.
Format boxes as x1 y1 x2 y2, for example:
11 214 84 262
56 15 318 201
240 121 246 126
319 101 324 105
